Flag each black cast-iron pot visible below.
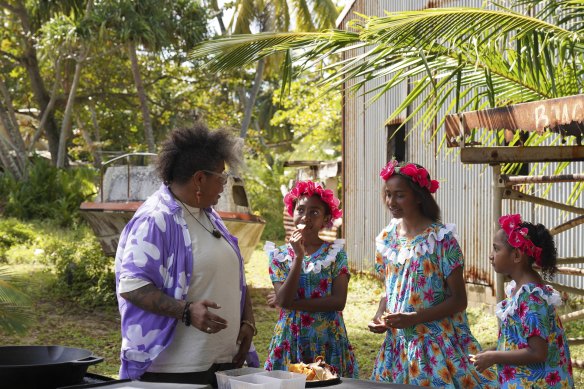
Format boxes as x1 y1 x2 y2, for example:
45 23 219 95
0 345 103 389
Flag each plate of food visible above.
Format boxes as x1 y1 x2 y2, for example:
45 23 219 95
289 357 341 387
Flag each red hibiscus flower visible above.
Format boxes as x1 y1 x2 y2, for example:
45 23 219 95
311 289 322 298
429 180 439 193
423 363 433 375
545 371 561 385
274 346 283 359
319 279 329 291
501 366 516 382
301 314 315 327
423 288 433 303
380 160 398 181
297 288 305 298
290 323 300 336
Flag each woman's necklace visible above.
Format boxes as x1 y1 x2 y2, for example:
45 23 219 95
171 190 221 239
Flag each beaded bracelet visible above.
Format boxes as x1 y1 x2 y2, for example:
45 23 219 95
182 301 192 326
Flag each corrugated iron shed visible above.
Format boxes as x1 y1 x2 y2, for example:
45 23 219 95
338 0 584 304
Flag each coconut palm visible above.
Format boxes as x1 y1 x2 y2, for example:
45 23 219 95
215 0 340 138
192 0 584 145
0 266 31 334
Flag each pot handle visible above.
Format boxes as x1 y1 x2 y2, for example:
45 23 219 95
71 356 104 366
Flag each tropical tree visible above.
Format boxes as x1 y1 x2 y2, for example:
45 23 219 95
87 0 208 152
0 0 88 166
215 0 340 138
193 0 584 149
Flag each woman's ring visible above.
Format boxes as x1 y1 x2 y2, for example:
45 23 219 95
206 327 212 333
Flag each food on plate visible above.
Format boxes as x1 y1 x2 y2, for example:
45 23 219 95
288 356 337 381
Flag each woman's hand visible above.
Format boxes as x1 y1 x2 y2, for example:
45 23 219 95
189 300 227 334
368 314 388 333
288 229 305 259
232 323 254 367
383 311 418 329
473 351 496 373
266 290 280 308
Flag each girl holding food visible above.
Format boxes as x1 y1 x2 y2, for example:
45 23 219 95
369 160 497 388
264 180 358 378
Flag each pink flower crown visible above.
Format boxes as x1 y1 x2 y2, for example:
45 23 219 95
284 180 342 228
379 160 439 193
499 214 543 266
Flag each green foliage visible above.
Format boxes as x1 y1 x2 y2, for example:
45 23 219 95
0 266 32 334
0 219 116 309
0 157 97 226
0 218 36 261
39 227 116 307
270 76 342 161
244 155 289 242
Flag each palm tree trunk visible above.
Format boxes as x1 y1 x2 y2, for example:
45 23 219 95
209 0 227 34
240 58 265 138
57 50 86 168
128 40 156 153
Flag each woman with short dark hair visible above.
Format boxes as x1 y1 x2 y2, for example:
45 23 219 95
115 123 257 387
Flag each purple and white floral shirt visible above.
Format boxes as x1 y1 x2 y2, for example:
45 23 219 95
115 184 248 379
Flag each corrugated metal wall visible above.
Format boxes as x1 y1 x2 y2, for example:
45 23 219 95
339 0 584 293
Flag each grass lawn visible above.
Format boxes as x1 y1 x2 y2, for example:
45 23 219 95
3 246 584 386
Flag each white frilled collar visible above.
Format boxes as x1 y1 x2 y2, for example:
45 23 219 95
375 219 457 265
264 239 345 274
495 280 562 321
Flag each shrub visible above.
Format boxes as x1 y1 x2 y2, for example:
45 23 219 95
39 228 116 307
0 218 36 261
0 156 97 226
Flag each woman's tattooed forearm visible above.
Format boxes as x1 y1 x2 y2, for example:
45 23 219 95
121 284 183 319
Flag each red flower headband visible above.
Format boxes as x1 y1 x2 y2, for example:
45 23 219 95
284 180 342 228
499 214 543 266
379 160 439 193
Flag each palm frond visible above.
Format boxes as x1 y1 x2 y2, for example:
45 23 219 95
0 266 31 334
358 7 577 46
190 30 360 72
191 2 584 150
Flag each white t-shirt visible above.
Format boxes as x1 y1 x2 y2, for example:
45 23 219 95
120 204 242 372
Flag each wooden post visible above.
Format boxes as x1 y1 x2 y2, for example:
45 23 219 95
492 164 505 302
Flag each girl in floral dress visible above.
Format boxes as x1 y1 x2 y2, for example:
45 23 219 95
369 160 498 388
264 180 358 378
473 214 574 388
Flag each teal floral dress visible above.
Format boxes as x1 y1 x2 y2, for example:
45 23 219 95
495 280 574 388
371 219 498 388
264 239 358 378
